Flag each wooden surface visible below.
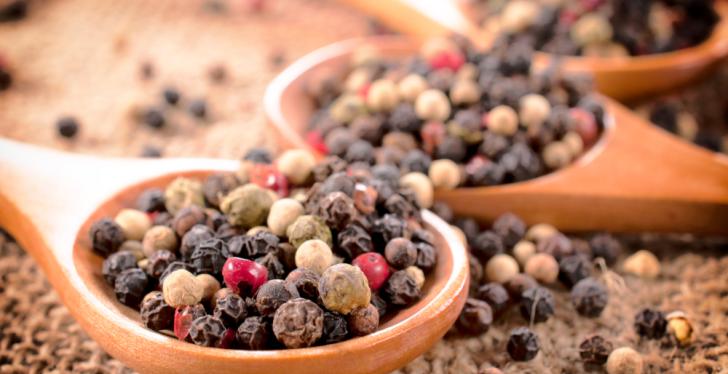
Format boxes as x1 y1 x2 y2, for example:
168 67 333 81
265 36 728 234
0 138 468 374
0 0 373 158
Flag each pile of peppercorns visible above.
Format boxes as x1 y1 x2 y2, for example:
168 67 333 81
89 147 438 349
305 36 605 189
467 0 718 57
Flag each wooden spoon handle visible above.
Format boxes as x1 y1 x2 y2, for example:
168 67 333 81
0 139 237 259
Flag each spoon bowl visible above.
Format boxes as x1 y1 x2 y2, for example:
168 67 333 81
264 36 728 234
0 139 469 374
341 0 728 102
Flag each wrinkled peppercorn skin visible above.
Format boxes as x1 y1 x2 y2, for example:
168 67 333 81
272 298 324 348
188 315 227 347
507 327 540 361
140 292 175 331
90 218 126 256
237 316 272 350
114 268 149 308
458 298 493 334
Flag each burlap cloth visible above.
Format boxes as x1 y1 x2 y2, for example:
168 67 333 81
1 1 727 373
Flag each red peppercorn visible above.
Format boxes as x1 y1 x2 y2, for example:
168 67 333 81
420 121 446 155
429 51 465 72
249 163 289 197
222 257 268 296
353 252 391 292
173 304 206 341
306 130 329 155
570 108 599 147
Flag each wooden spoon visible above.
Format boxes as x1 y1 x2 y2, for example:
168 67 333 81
340 0 728 102
264 36 728 235
0 138 468 374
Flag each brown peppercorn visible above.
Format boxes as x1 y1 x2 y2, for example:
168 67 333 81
142 225 178 258
272 298 324 348
383 269 421 306
220 184 274 229
634 308 666 339
214 292 247 327
89 218 126 256
195 273 221 301
237 316 271 350
319 264 371 314
337 224 374 261
458 298 493 334
255 279 300 316
579 335 613 366
202 173 240 208
606 347 643 374
348 304 379 336
171 205 207 237
384 238 417 269
164 177 204 215
114 209 152 241
285 268 320 300
140 291 174 331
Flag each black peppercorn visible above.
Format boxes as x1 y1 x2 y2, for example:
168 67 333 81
272 298 324 348
321 311 349 344
188 99 208 119
430 201 453 223
455 217 480 244
312 156 348 183
136 188 166 213
202 173 240 208
507 327 540 361
400 150 431 174
0 68 10 91
570 277 608 318
384 238 418 269
466 161 505 187
634 308 667 340
162 87 180 105
142 107 165 129
190 238 227 276
226 231 279 259
589 233 621 266
256 279 300 316
468 254 483 292
318 192 357 230
140 145 163 158
435 136 467 163
215 223 244 242
558 255 593 288
255 251 286 280
102 250 138 285
89 218 126 256
237 316 271 350
172 205 208 237
350 116 385 145
285 268 320 300
336 224 374 261
114 268 149 307
579 335 613 366
476 282 510 317
188 315 227 347
492 213 526 248
415 242 437 273
146 249 177 279
56 116 80 139
458 298 493 334
345 140 375 164
371 214 406 249
388 103 422 133
537 233 574 260
213 293 247 328
140 291 174 331
0 0 27 22
383 269 421 305
504 273 537 301
243 148 273 164
479 132 509 159
370 293 387 317
471 231 504 262
520 286 555 323
180 224 214 259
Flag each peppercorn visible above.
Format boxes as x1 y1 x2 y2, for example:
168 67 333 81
512 240 535 267
336 224 374 261
666 311 692 346
404 266 425 290
196 273 220 301
329 94 366 124
383 269 420 306
284 268 320 300
589 233 621 266
137 188 166 213
415 89 451 121
145 249 176 279
164 177 204 215
272 298 324 348
188 99 208 119
428 159 461 189
237 316 271 350
114 268 149 307
414 241 437 273
398 74 428 102
579 335 613 366
142 225 178 257
317 192 357 231
504 273 537 301
173 303 206 341
634 308 666 339
220 184 273 229
171 205 207 237
486 105 518 136
188 315 226 347
571 14 613 47
383 131 418 154
102 250 138 285
348 304 379 336
458 298 493 334
384 238 417 269
179 224 213 259
536 232 573 260
256 251 286 279
492 214 525 249
507 327 540 361
519 94 551 129
542 141 572 170
294 239 334 275
476 283 510 317
89 218 126 256
435 136 467 163
366 79 400 112
525 223 557 243
606 347 643 374
212 292 247 327
142 107 165 129
623 250 660 279
399 172 433 209
163 269 203 307
520 286 555 323
56 116 80 139
190 238 227 276
254 279 298 316
485 254 519 284
139 291 174 331
159 261 191 285
287 215 333 249
162 87 180 105
571 277 608 318
201 173 239 208
525 253 559 284
558 255 592 288
450 79 480 106
321 311 349 344
277 149 317 186
227 231 279 258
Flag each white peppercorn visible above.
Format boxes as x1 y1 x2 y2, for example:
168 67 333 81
114 209 152 241
398 74 428 102
563 131 584 157
524 253 559 284
295 239 334 275
142 225 178 257
415 89 451 122
485 254 519 283
277 149 316 185
367 79 400 112
623 250 660 279
606 347 643 374
542 141 572 169
399 172 434 208
428 159 462 189
267 198 305 236
513 240 536 267
450 79 481 106
572 14 613 47
162 269 203 307
519 94 551 129
196 273 221 301
487 105 519 136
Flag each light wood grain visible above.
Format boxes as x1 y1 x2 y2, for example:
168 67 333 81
0 138 469 374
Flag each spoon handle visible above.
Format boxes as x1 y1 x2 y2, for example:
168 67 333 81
0 139 237 259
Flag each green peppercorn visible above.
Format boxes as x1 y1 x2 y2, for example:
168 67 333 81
319 264 371 314
220 184 273 229
164 177 204 215
286 215 333 249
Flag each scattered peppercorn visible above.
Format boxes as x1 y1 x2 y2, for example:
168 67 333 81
507 327 540 361
476 283 510 317
623 250 660 279
571 277 609 318
634 308 666 339
579 335 613 366
56 116 80 139
606 347 643 374
458 298 493 334
590 233 621 266
520 286 555 323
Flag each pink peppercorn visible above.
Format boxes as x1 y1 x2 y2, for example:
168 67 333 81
306 130 329 155
249 163 289 197
570 108 599 146
429 51 465 72
219 328 237 348
174 305 204 341
353 253 390 292
222 257 268 295
465 155 492 176
420 121 447 155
